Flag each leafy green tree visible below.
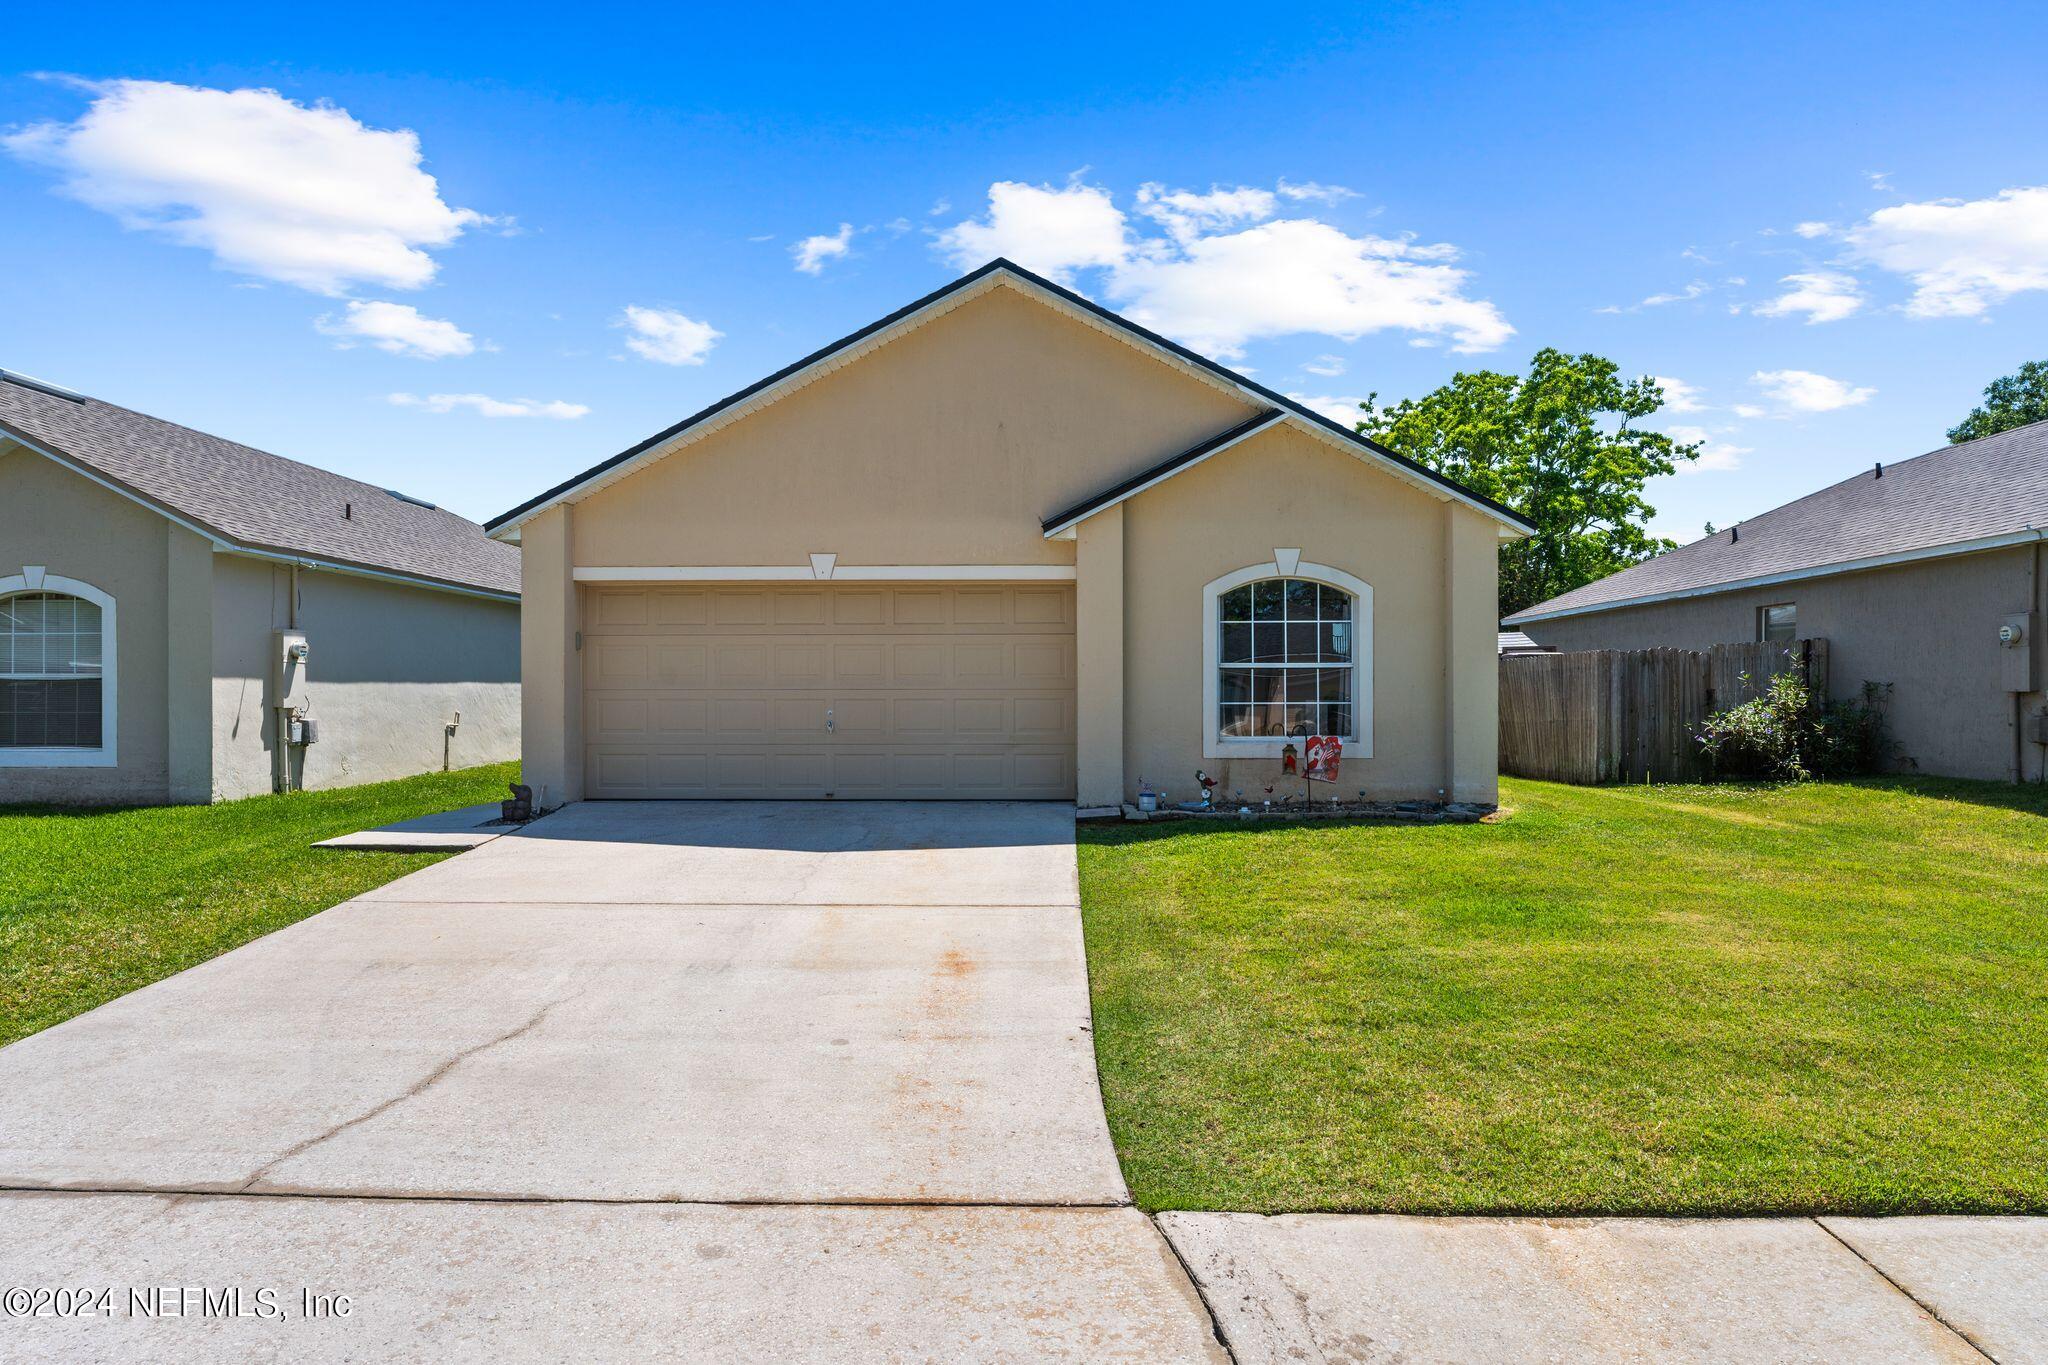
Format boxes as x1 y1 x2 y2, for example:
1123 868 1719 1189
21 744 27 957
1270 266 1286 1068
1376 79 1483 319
1355 349 1700 617
1948 359 2048 443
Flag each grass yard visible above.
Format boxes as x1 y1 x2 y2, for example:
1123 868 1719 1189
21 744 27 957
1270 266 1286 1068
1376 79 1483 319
1079 776 2048 1216
0 762 518 1048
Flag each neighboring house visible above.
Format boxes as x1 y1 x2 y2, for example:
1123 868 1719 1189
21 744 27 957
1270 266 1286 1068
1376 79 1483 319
0 371 521 805
1505 422 2048 782
486 259 1533 810
1497 630 1552 656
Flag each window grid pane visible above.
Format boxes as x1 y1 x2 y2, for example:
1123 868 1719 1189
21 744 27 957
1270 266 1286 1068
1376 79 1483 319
1 593 106 748
0 593 102 679
1216 577 1356 738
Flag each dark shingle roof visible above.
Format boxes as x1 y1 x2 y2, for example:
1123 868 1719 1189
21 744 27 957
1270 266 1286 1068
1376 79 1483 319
0 374 518 598
1505 420 2048 623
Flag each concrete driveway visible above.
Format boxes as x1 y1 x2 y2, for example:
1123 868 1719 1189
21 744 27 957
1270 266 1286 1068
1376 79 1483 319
0 801 1222 1361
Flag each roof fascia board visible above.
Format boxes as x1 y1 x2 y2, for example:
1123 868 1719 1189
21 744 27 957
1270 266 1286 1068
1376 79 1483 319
1506 525 2048 624
215 544 520 603
485 260 1536 540
5 432 517 604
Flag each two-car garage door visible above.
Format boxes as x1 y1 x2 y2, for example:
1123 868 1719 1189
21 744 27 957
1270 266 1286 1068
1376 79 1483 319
583 583 1076 799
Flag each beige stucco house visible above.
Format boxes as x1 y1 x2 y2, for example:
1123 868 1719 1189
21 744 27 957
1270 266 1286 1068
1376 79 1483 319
1505 421 2048 782
486 260 1532 810
0 372 521 806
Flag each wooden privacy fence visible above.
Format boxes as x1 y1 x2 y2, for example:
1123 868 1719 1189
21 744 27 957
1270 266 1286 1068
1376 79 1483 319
1500 639 1829 784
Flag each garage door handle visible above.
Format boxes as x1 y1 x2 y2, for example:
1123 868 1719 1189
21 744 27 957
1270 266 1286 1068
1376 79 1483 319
826 708 834 732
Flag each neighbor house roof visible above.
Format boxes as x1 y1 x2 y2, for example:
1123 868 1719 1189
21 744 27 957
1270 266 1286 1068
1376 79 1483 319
484 259 1537 542
0 372 519 599
1504 419 2048 625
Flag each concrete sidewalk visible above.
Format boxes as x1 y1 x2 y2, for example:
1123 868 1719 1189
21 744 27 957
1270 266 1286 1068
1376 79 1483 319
1160 1211 2046 1363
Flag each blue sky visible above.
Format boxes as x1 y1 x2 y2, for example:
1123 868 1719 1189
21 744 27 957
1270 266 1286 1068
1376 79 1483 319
4 2 2046 541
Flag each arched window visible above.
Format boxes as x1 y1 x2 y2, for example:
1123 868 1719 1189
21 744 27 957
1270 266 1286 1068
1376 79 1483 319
1203 560 1372 758
0 573 117 767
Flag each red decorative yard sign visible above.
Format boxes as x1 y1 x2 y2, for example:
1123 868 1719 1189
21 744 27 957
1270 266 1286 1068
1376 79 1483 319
1304 735 1341 783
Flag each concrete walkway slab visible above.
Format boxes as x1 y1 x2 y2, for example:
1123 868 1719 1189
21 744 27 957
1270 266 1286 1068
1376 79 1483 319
313 801 511 851
0 897 1124 1204
1159 1212 1982 1363
0 1193 1226 1363
354 799 1080 907
1822 1216 2048 1363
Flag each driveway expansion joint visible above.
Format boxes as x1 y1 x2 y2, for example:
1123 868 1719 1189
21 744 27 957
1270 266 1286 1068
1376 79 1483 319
1813 1217 1998 1362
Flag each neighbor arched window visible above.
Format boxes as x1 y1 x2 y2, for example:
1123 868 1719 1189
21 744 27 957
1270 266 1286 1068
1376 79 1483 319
1203 560 1372 759
0 573 117 767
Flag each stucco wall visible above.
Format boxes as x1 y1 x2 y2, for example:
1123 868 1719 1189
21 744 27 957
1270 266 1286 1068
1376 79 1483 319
570 285 1255 568
211 556 521 800
0 445 175 805
1516 544 2047 782
1123 423 1500 805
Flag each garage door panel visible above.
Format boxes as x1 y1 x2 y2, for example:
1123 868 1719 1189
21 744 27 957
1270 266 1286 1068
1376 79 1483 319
892 642 948 685
832 591 887 626
650 644 708 686
833 642 888 685
891 589 949 624
583 584 1075 799
953 697 1006 736
1014 588 1069 625
1014 641 1071 684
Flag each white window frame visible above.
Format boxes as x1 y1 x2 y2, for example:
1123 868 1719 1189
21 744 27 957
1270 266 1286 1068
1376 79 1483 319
1202 559 1373 759
0 569 118 768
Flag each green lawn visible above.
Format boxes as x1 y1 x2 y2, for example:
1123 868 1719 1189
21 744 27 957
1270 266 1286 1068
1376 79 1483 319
1079 776 2048 1216
0 762 518 1048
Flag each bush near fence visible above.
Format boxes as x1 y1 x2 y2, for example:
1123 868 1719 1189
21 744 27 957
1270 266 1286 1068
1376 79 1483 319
1499 639 1829 784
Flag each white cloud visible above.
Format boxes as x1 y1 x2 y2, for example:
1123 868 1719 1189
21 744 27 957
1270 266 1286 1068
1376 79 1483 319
1598 281 1708 313
387 392 587 419
1112 220 1513 357
1665 424 1749 472
1793 221 1832 239
315 300 474 358
1733 403 1767 419
1303 354 1346 377
1652 376 1705 413
1752 369 1875 413
1751 270 1864 324
1137 183 1277 242
934 180 1132 283
791 222 854 274
4 78 483 294
936 178 1511 358
616 305 722 365
1276 179 1358 204
1868 171 1893 192
1285 393 1368 430
1642 281 1709 306
1844 185 2048 318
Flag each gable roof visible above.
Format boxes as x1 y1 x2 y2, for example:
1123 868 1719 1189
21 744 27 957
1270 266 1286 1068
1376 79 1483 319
483 259 1535 541
0 372 519 599
1505 418 2048 624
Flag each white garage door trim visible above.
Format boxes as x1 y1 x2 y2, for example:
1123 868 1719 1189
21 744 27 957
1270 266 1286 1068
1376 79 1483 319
583 582 1077 800
574 564 1076 582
